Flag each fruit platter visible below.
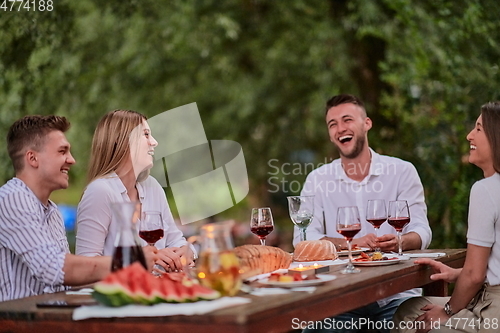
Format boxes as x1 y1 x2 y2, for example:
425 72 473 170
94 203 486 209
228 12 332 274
92 263 220 307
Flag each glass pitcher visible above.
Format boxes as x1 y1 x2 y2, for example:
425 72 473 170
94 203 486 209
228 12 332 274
110 201 148 272
196 221 241 296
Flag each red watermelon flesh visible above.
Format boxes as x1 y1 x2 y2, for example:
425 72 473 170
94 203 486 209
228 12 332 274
190 283 221 301
93 262 221 306
156 276 183 303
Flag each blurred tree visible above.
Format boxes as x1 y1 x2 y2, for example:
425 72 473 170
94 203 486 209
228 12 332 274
0 0 498 248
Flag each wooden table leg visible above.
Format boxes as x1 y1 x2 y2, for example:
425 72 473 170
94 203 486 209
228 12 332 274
423 280 448 296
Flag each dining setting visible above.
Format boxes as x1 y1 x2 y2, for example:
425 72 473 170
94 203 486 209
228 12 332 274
0 195 466 333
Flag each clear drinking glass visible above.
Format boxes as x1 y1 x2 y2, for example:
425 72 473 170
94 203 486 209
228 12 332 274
250 207 274 246
365 199 387 252
388 200 410 256
287 196 314 242
336 206 362 274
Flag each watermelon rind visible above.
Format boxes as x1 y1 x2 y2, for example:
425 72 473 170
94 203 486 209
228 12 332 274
92 288 134 307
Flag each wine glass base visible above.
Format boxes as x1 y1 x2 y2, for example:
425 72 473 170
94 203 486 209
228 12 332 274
152 263 166 276
340 266 360 274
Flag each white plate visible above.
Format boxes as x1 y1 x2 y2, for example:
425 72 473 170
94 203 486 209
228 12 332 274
352 257 401 266
290 259 348 267
259 274 337 287
337 247 371 256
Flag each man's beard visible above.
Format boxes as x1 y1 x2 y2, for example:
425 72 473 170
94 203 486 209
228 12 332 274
339 136 365 159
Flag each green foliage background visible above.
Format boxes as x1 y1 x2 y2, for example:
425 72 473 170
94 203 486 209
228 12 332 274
1 0 499 249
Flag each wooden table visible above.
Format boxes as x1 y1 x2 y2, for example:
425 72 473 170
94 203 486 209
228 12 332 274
0 249 466 333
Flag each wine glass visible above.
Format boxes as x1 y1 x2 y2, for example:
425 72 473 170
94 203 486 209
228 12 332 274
337 206 362 274
366 199 387 253
287 196 314 242
388 200 410 256
250 208 274 246
139 212 164 246
139 212 165 274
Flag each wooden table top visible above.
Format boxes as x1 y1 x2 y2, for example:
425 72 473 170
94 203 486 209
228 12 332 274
0 249 466 333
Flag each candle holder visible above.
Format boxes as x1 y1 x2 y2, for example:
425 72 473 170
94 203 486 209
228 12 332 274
288 263 330 277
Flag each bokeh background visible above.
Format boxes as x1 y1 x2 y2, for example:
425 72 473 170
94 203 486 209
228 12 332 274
1 0 499 251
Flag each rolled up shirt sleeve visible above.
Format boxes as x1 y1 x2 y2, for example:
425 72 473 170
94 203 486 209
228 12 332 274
397 163 432 249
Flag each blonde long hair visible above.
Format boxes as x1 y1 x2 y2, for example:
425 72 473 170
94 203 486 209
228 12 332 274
86 109 147 184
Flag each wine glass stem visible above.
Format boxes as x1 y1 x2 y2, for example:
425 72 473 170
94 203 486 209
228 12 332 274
347 240 354 269
300 229 307 242
260 238 266 246
374 227 381 252
397 231 403 256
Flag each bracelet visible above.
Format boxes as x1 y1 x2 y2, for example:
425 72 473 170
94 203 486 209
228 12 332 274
444 301 455 316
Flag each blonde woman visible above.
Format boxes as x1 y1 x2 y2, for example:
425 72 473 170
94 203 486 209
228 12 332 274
76 110 194 272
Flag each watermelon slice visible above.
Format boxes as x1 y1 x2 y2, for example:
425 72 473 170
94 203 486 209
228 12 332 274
93 271 135 307
190 282 221 301
92 262 221 307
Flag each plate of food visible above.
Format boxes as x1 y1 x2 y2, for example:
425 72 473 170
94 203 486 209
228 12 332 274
259 273 337 288
352 252 401 266
337 246 370 256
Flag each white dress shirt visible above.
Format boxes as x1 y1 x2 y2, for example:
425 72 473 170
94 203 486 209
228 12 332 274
294 149 432 306
76 173 191 257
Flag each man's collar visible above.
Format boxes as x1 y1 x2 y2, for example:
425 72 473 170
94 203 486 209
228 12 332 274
333 148 381 181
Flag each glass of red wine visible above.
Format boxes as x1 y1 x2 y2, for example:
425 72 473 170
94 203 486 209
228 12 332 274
366 199 387 252
250 207 274 246
337 206 362 274
139 212 164 274
388 200 410 256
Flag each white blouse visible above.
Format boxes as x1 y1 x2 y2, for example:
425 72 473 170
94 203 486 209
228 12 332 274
76 173 189 257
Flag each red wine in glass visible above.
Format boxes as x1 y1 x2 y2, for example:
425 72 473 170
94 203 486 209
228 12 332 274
139 229 164 245
388 217 410 232
111 245 148 271
250 225 274 238
337 224 361 241
250 207 274 245
367 218 386 229
388 200 410 256
336 206 362 274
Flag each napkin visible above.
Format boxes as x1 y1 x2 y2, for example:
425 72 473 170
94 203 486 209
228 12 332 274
406 252 446 258
250 287 316 296
290 259 348 268
66 288 94 295
72 297 251 321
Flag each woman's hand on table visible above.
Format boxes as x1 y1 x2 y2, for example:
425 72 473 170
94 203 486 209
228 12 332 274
142 245 159 272
155 247 183 272
414 258 461 283
173 245 196 268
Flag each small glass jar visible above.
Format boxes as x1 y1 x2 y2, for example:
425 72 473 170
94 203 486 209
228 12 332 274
196 221 241 296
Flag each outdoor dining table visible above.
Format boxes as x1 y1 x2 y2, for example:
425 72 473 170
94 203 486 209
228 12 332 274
0 249 466 333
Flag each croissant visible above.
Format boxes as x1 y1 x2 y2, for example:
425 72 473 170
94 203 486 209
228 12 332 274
293 240 338 261
234 245 292 277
